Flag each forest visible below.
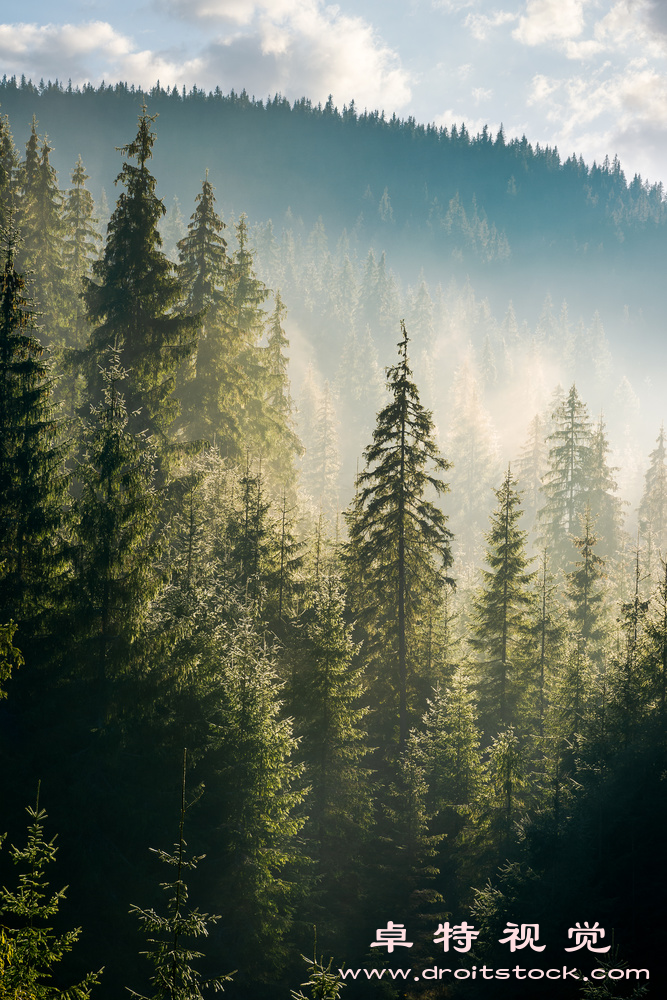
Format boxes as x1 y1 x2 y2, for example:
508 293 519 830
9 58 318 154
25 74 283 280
0 82 666 1000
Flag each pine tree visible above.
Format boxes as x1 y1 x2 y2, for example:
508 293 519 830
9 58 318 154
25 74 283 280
71 351 161 723
0 787 101 1000
294 578 372 945
566 507 607 668
538 383 593 571
587 414 625 568
175 172 239 450
227 215 271 457
84 106 198 458
0 112 19 232
203 611 306 977
262 291 302 491
16 123 67 347
471 466 535 730
0 621 23 701
515 412 547 536
63 155 100 350
303 380 341 519
344 322 453 749
608 543 651 747
129 751 233 1000
411 671 485 845
0 232 70 632
486 727 528 852
639 425 667 581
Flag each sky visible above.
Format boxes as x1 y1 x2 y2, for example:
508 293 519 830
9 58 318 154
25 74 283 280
1 0 667 186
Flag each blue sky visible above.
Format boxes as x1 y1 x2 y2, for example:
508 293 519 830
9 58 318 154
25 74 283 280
2 0 667 185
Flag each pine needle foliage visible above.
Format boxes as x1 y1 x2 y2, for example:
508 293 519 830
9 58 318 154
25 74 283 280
84 106 199 456
0 231 70 629
345 321 453 748
0 785 101 1000
471 466 535 730
129 751 233 1000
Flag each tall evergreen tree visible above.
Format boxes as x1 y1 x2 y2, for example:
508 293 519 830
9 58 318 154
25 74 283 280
538 383 593 571
16 123 67 347
129 751 233 1000
294 579 372 945
0 112 19 232
587 414 625 568
71 351 161 723
0 788 101 1000
263 291 302 491
203 611 306 978
639 425 667 581
0 233 69 634
63 155 100 350
84 106 198 458
471 466 535 730
565 506 607 669
344 322 453 749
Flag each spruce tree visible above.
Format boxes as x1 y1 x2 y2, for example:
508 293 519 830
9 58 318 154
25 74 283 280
263 291 302 491
0 621 23 701
587 414 625 568
344 321 453 749
0 112 19 232
129 751 233 1000
63 155 100 350
0 787 101 1000
84 106 198 458
71 351 161 723
538 384 593 571
294 579 371 943
471 466 535 730
203 611 306 977
226 215 273 458
639 425 667 581
565 506 607 668
0 232 69 633
16 123 67 348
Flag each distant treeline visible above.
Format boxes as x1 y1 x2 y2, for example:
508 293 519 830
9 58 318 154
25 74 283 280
0 75 665 268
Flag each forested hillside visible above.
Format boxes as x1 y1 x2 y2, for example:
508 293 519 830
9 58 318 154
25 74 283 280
1 76 666 328
0 86 665 1000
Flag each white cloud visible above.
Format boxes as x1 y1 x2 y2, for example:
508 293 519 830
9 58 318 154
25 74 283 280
149 0 414 109
472 85 493 102
464 9 517 41
0 3 412 113
526 55 667 179
0 20 132 65
513 0 591 45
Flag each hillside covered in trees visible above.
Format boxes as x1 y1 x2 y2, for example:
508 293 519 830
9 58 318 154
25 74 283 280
0 82 666 1000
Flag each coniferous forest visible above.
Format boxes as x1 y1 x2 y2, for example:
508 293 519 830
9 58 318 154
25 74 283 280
2 79 667 1000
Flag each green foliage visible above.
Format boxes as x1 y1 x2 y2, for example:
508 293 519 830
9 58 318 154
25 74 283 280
0 787 101 1000
204 611 307 976
16 121 67 347
539 384 593 571
0 621 23 700
471 466 535 729
0 232 70 628
84 105 198 457
70 351 162 722
129 752 233 1000
290 950 345 1000
345 322 453 748
63 156 100 351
